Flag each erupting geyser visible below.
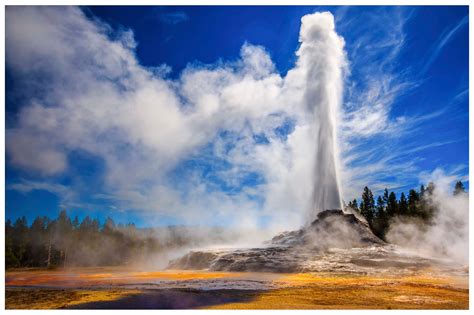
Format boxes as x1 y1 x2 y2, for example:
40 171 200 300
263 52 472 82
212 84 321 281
296 13 345 220
167 13 456 274
169 13 384 273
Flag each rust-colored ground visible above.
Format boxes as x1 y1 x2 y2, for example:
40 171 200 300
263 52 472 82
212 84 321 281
5 268 469 309
208 273 469 309
6 267 241 287
6 288 141 309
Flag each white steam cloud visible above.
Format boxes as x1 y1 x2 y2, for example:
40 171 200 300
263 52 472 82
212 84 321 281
386 169 469 265
296 13 345 219
6 7 344 232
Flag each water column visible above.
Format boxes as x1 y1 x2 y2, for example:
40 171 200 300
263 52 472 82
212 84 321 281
295 12 345 220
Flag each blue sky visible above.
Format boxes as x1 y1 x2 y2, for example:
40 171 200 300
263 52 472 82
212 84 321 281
5 6 468 228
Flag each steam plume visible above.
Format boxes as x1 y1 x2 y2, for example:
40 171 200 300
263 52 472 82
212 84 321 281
386 170 469 265
296 13 345 220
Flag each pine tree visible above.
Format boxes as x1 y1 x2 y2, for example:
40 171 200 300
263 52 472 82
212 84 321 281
30 217 48 266
382 188 389 205
420 184 425 198
386 192 398 217
13 216 29 265
103 217 116 233
72 216 80 229
372 195 389 240
5 219 19 268
426 182 435 196
80 216 93 232
55 210 73 267
399 192 408 215
454 181 466 196
422 182 436 221
376 196 384 215
360 186 375 223
407 189 419 216
348 199 359 212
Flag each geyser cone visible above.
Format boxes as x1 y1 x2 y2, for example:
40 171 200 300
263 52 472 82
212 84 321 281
168 210 387 273
296 12 345 220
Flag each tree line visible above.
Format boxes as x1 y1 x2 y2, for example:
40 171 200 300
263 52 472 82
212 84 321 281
5 211 196 269
347 181 466 240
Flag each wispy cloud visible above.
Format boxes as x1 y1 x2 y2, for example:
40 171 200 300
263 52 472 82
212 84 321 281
338 7 417 197
8 180 69 195
159 11 189 25
339 7 417 137
421 15 468 74
341 136 465 199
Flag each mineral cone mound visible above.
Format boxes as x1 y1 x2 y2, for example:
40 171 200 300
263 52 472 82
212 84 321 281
167 209 441 274
270 209 385 247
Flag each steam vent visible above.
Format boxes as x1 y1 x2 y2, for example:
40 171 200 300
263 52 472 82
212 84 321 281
167 209 431 274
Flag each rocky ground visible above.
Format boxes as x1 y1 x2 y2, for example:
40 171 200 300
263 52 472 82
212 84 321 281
168 209 462 275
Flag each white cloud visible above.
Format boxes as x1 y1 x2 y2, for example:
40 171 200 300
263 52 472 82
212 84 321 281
6 7 347 232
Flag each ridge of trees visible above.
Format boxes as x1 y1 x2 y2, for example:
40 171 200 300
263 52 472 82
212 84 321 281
5 213 195 269
347 180 466 240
